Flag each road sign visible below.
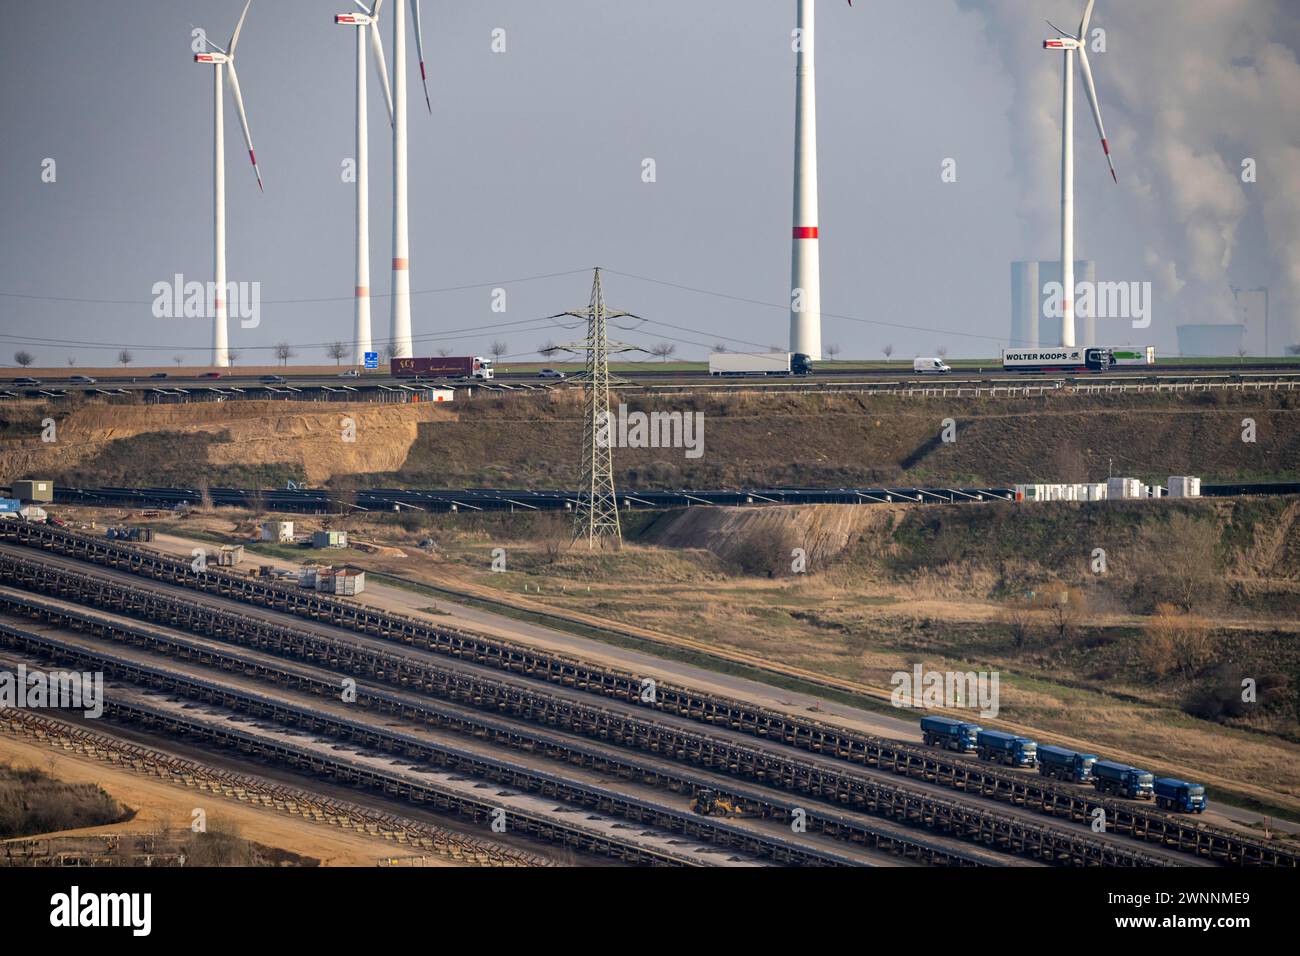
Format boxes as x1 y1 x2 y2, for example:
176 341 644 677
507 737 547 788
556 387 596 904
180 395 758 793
364 351 379 370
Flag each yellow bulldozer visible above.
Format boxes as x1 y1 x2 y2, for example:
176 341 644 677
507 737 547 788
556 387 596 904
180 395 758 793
690 789 747 818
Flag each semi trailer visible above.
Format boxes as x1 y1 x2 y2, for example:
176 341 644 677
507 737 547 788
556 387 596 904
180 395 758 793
708 352 813 376
392 356 494 380
1001 348 1113 373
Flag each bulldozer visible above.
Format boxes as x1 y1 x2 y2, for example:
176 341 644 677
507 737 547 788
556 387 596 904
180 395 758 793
690 788 747 818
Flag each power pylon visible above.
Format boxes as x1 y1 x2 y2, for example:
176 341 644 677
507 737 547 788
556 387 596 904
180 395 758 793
548 268 640 548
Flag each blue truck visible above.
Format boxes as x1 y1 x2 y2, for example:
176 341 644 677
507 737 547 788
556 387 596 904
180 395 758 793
1037 745 1097 784
1091 760 1155 800
920 716 981 753
975 729 1038 767
1154 778 1207 814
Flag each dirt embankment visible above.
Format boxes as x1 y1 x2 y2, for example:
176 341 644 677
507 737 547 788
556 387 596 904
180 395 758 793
0 400 456 486
2 388 1298 489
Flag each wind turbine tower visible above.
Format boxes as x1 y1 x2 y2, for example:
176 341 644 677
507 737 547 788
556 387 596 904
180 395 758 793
193 0 263 368
1043 0 1117 347
388 1 431 360
789 1 850 361
335 2 394 365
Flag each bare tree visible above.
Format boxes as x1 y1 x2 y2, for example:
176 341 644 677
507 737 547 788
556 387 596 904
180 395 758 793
538 340 558 358
117 349 133 367
13 351 34 367
326 341 349 366
1287 344 1300 356
936 346 949 359
226 350 240 366
66 356 77 367
882 344 894 359
173 355 184 368
651 342 677 362
713 343 727 353
825 343 841 360
436 348 451 357
275 342 295 366
489 341 509 361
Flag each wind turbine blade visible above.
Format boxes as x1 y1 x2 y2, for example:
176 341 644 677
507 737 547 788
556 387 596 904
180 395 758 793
369 19 395 127
1078 0 1096 39
229 0 252 57
1044 18 1072 38
410 0 432 113
353 0 373 13
1078 47 1117 182
226 62 264 191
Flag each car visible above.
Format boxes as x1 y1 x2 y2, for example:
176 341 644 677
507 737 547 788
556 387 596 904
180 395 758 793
12 377 41 386
538 368 566 379
69 375 97 384
199 371 222 379
150 372 169 379
260 375 287 384
337 368 360 377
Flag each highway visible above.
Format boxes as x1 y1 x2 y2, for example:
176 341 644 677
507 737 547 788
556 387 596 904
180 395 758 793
5 524 1291 867
5 363 1300 403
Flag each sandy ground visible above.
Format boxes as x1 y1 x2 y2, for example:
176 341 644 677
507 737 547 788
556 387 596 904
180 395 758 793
0 733 451 867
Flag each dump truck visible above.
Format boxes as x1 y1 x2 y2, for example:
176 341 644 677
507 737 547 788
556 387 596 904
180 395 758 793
1091 760 1155 800
1153 778 1207 814
920 715 981 753
1036 745 1097 784
975 729 1038 767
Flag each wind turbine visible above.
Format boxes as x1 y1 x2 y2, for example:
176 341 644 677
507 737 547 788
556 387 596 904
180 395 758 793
193 0 263 368
1043 0 1117 347
388 0 432 361
335 1 395 366
789 0 851 362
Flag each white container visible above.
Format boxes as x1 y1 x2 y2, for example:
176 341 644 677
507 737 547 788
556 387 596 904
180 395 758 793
1167 476 1201 498
262 520 294 543
1107 477 1142 500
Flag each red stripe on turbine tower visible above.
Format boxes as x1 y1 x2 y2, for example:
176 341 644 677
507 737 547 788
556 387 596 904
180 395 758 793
793 227 819 239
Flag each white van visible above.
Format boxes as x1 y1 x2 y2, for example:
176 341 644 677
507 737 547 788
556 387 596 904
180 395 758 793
913 357 952 374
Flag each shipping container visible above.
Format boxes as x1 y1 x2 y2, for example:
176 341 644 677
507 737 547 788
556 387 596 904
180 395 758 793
1106 477 1143 500
1167 476 1201 498
392 356 494 380
11 480 54 503
316 568 365 595
312 530 348 549
0 498 21 514
261 520 294 543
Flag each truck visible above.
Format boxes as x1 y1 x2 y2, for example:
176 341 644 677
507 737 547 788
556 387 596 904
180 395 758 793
1153 778 1207 814
1001 348 1113 373
1108 346 1156 366
913 357 952 375
708 352 813 376
975 729 1038 767
1090 760 1155 800
392 356 494 381
920 715 981 753
1036 745 1098 784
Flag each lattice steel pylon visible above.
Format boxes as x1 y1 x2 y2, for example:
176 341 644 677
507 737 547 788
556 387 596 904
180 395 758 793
549 268 640 548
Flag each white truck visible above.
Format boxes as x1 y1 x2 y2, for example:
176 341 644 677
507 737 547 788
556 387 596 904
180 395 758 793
913 357 952 374
708 352 813 376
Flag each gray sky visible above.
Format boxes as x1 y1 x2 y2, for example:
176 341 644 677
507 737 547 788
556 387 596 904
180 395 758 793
1 0 1297 366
